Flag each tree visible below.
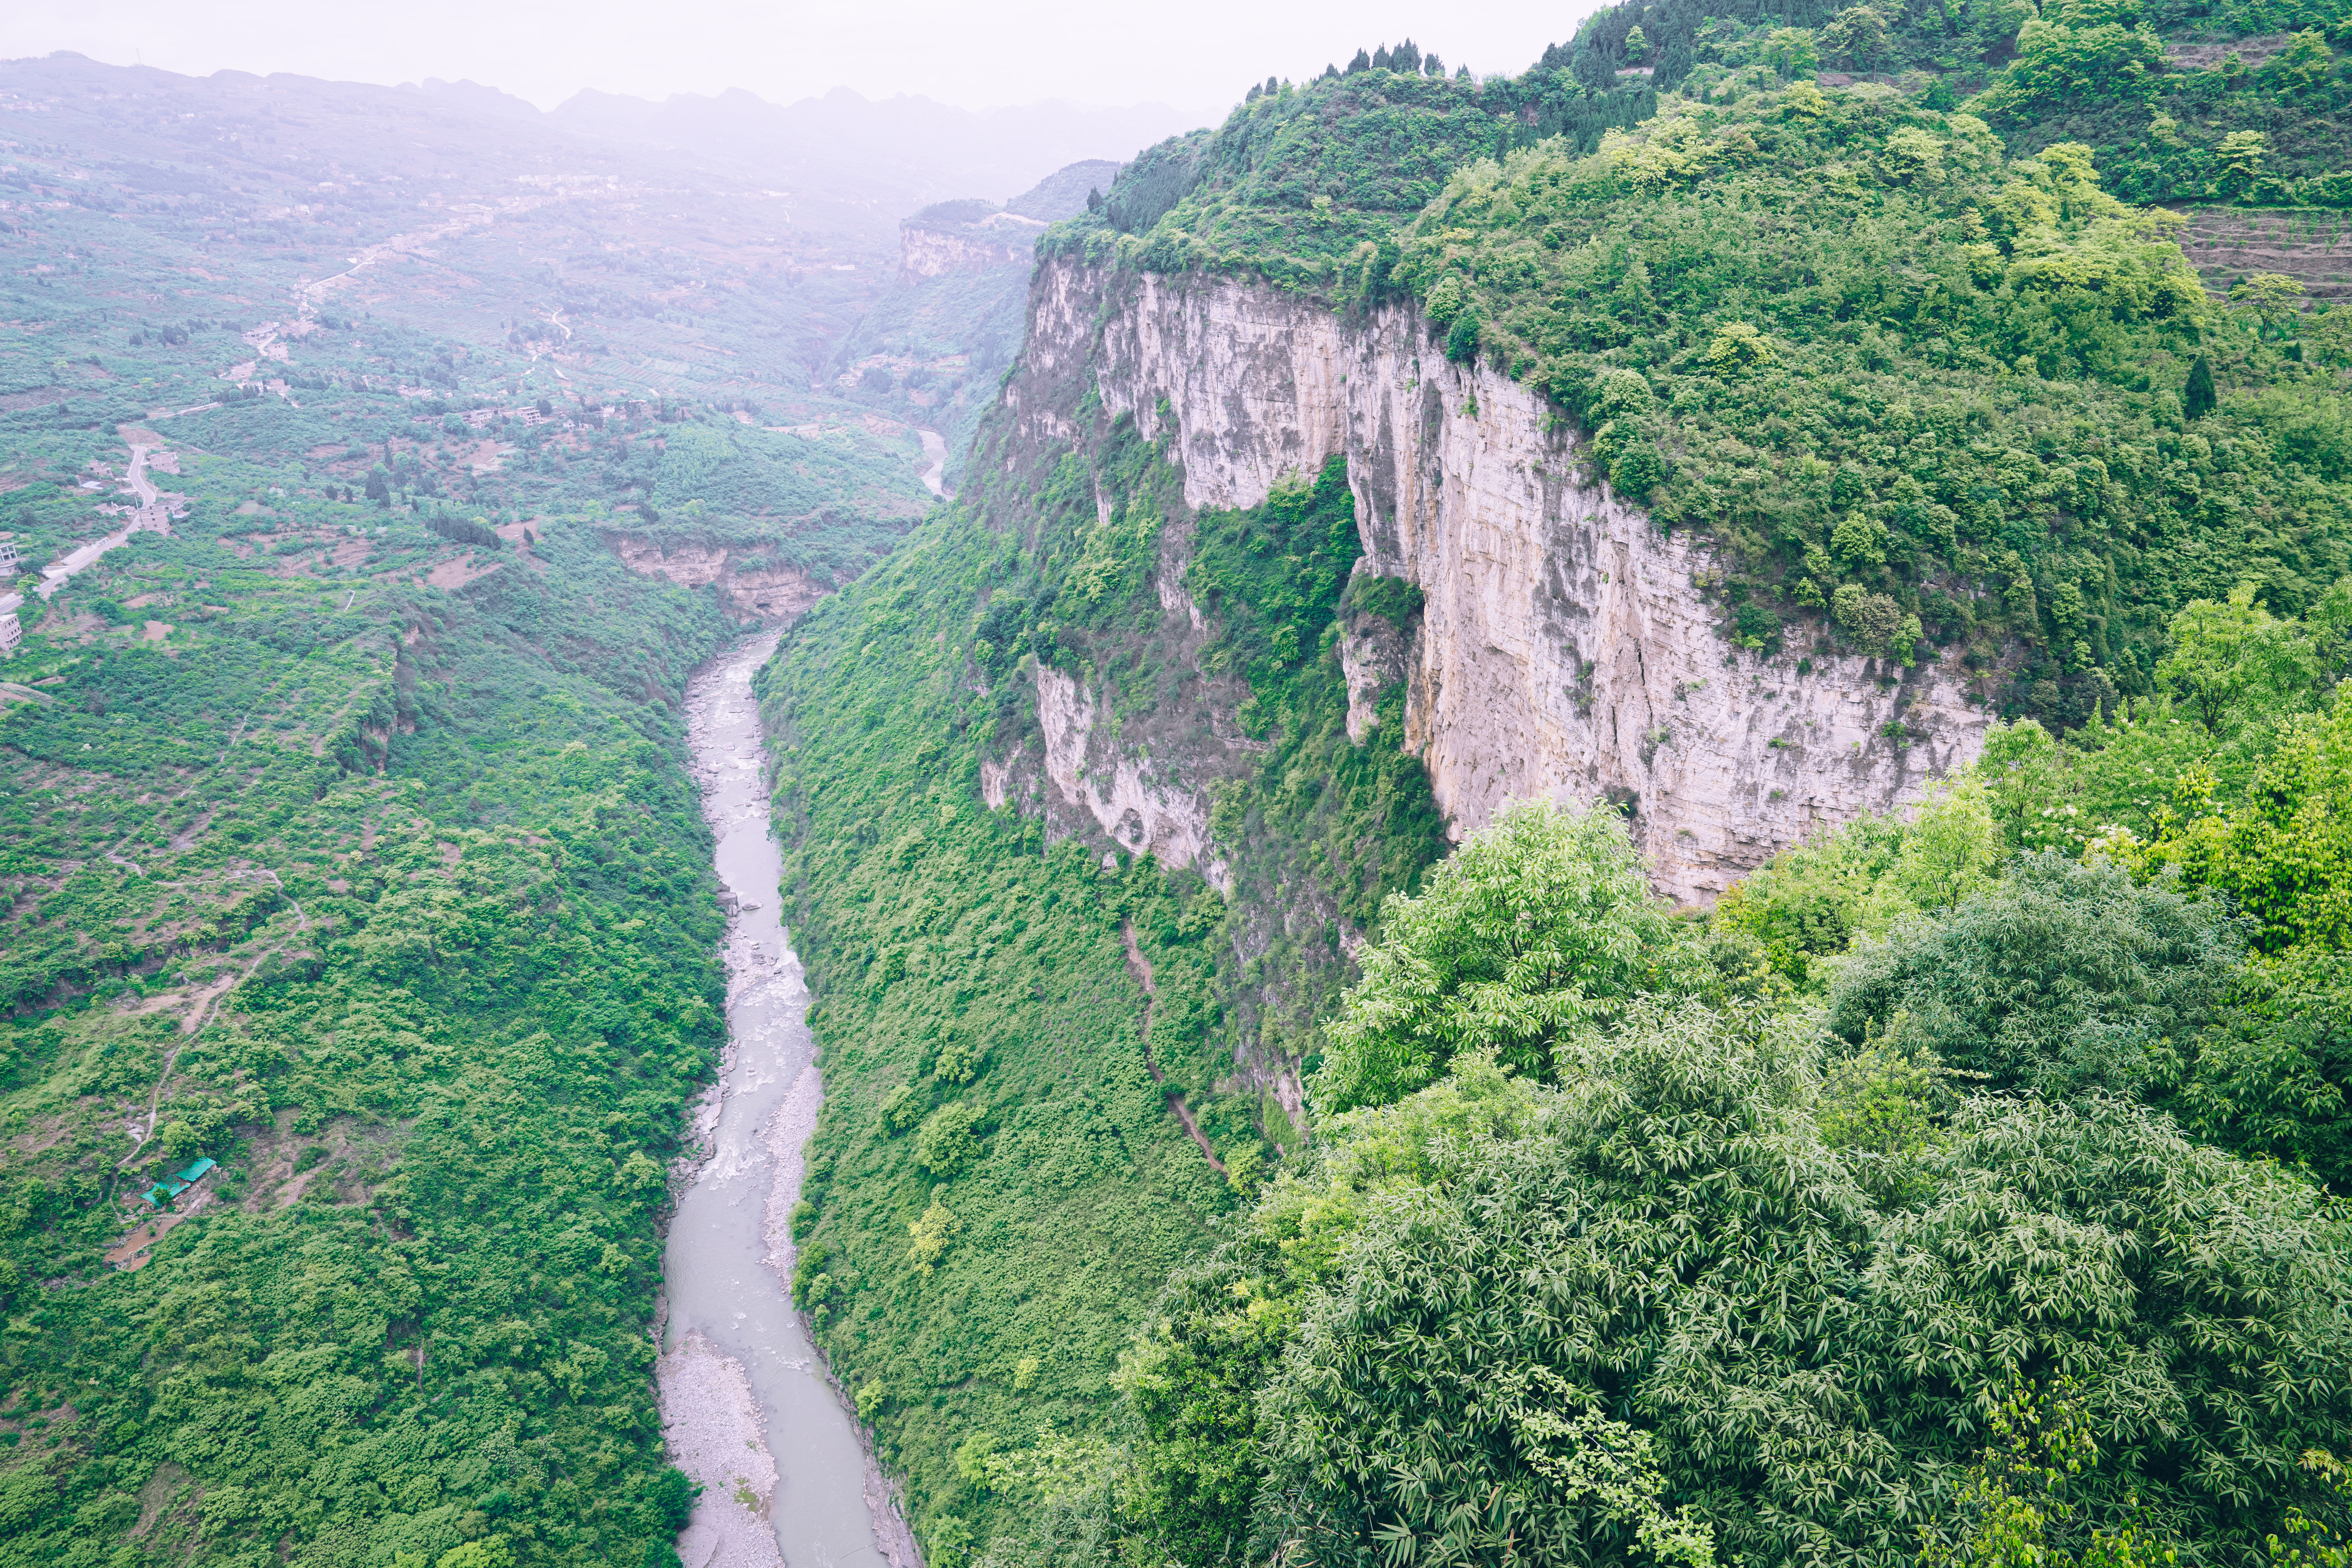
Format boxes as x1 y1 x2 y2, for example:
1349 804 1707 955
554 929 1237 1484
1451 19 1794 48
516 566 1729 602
1624 24 1651 62
1831 582 1921 661
2271 1449 2352 1568
1975 15 2168 125
1347 48 1371 73
2151 697 2352 954
1821 5 1893 80
1114 1243 1297 1565
2155 583 2314 736
644 1468 700 1533
916 1100 983 1177
2173 947 2352 1188
2218 129 2267 195
1828 851 2246 1098
2184 352 2217 419
2308 305 2352 368
1424 274 1472 326
1574 44 1619 94
1248 1007 2352 1568
1891 776 2004 913
1763 27 1821 79
1700 321 1776 376
2230 271 2304 339
1920 1380 2184 1568
1312 800 1701 1112
1715 811 1912 985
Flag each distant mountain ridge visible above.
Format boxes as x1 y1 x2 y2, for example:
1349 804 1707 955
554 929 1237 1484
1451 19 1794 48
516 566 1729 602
547 85 1192 210
3 51 1194 234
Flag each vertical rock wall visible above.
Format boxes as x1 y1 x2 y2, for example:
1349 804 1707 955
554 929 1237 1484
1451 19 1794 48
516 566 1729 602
1000 258 1989 903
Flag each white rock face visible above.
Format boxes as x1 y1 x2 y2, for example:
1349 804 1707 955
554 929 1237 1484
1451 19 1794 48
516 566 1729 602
1034 664 1231 892
900 223 1029 283
605 533 828 624
1012 259 1989 904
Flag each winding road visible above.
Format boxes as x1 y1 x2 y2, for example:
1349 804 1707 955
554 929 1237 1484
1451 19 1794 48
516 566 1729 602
37 441 174 601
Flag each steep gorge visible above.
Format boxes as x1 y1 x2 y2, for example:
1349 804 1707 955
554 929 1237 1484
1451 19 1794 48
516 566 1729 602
757 26 2352 1558
759 185 1994 1553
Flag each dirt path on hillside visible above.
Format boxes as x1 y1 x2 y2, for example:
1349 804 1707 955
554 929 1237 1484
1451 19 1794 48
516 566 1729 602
1121 920 1226 1176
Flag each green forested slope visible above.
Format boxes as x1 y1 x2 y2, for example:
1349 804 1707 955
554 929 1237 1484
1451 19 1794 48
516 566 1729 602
1965 1 2352 203
1047 65 1653 298
760 405 1448 1557
769 14 2352 1568
0 508 729 1567
1053 44 2352 728
757 520 1235 1561
966 621 2352 1568
1387 89 2349 727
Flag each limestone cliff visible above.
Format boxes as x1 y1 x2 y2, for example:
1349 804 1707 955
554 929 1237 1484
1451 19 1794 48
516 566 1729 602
605 533 828 623
898 219 1040 283
995 258 1989 903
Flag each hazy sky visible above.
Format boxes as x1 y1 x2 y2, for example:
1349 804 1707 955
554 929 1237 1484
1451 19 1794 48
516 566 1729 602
4 1 1592 115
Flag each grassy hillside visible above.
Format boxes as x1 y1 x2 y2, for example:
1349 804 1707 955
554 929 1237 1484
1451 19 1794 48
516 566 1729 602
0 70 934 1566
0 463 731 1568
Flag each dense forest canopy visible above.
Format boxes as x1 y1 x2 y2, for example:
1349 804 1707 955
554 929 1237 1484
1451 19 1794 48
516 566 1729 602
951 602 2352 1568
770 4 2352 1566
1056 7 2352 729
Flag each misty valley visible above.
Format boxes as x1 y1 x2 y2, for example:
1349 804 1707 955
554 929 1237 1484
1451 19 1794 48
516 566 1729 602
5 6 2352 1568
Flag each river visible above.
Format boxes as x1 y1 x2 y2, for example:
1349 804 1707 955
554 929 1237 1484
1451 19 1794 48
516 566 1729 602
659 630 919 1568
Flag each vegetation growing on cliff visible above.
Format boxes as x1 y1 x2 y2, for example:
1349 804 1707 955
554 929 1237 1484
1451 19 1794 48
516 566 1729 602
1975 2 2352 203
1045 66 1656 298
962 584 2352 1563
1061 9 2352 729
763 411 1447 1553
1537 0 2352 200
1397 86 2352 725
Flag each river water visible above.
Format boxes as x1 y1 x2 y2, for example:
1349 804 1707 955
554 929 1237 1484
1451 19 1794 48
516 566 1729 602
659 630 916 1568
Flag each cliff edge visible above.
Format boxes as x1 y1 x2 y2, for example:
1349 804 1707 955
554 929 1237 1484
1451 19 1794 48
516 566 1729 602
992 256 1986 903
